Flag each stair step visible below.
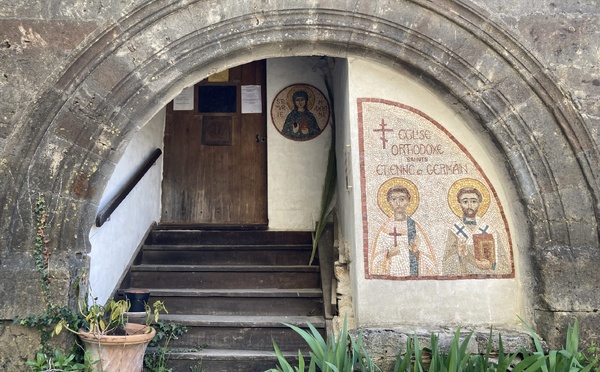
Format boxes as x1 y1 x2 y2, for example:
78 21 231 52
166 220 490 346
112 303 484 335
140 244 314 265
145 288 323 297
158 349 305 372
129 265 321 289
159 314 325 350
136 288 324 316
119 228 328 371
147 229 313 245
131 264 320 272
143 244 312 250
161 314 325 327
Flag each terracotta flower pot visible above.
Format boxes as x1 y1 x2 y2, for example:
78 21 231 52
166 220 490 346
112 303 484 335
78 322 156 372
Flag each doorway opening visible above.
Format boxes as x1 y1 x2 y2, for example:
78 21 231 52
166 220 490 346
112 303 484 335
161 60 268 227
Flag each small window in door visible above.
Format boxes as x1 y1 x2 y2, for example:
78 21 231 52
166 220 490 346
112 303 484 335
198 85 237 113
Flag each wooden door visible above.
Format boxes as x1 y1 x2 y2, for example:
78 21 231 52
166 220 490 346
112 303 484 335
161 60 267 225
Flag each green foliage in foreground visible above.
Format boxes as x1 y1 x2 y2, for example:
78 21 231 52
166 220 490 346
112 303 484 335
268 319 600 372
26 349 97 372
266 319 379 372
144 321 189 372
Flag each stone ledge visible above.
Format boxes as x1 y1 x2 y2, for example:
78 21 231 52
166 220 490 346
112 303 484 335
351 326 535 371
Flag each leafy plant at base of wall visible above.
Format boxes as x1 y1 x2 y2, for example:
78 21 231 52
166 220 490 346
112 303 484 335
580 341 600 372
267 318 380 372
17 304 85 354
512 319 595 372
393 320 599 372
394 328 517 372
33 193 51 304
19 196 82 362
18 194 96 369
189 364 204 372
270 319 599 372
144 320 189 372
26 349 98 372
309 73 337 266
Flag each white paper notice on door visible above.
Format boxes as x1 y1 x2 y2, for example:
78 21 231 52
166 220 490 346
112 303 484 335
241 85 262 113
173 86 194 111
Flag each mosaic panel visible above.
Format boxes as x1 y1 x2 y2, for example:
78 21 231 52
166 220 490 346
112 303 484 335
358 99 514 280
271 83 330 141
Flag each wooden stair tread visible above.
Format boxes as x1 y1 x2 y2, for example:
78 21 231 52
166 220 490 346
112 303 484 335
147 229 313 245
143 244 312 250
160 314 326 328
134 288 323 297
131 264 320 272
165 348 305 359
155 223 269 230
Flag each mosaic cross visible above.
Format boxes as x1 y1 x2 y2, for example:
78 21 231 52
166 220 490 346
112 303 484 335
389 226 403 247
373 118 393 149
454 223 468 239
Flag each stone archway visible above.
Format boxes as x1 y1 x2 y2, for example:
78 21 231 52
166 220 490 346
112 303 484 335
2 0 598 346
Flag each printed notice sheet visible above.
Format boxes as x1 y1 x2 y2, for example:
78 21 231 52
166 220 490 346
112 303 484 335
173 86 194 111
241 85 262 113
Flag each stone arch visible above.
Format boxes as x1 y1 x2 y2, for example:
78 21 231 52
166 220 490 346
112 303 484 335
2 0 598 338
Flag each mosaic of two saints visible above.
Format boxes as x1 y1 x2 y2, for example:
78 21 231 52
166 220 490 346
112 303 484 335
368 177 513 280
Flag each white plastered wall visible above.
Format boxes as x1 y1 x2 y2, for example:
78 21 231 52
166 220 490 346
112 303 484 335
266 57 333 230
88 108 165 305
342 58 525 328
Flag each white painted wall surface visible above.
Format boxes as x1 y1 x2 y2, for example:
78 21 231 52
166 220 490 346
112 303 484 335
330 59 361 318
344 58 526 328
266 57 333 230
88 108 165 305
333 58 353 246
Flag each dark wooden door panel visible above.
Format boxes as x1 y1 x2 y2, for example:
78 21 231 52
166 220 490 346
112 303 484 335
161 60 267 224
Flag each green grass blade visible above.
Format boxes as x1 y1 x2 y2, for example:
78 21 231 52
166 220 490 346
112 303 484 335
496 335 518 371
309 81 337 267
297 349 305 372
270 338 296 372
284 322 326 363
518 316 544 353
483 327 493 366
308 355 317 372
523 355 550 372
394 335 414 372
429 333 441 372
513 353 545 372
565 320 580 357
458 331 474 369
414 335 423 372
446 328 460 372
324 361 340 372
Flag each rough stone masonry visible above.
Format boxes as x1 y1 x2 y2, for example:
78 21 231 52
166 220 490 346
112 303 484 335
1 0 599 370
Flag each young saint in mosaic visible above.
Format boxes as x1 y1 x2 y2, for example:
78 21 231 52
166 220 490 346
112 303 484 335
369 178 438 277
271 84 330 142
281 89 321 140
442 178 510 276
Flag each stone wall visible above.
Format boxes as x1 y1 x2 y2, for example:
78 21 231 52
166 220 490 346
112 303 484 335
1 0 598 369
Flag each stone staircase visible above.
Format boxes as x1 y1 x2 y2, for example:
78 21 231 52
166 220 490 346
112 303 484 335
118 226 327 371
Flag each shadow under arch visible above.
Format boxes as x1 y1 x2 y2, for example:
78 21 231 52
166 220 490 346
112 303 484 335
2 0 598 342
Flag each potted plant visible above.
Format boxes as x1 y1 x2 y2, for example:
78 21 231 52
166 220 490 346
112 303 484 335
54 297 167 372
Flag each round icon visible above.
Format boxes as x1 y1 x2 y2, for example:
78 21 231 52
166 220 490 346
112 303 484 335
271 83 330 141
